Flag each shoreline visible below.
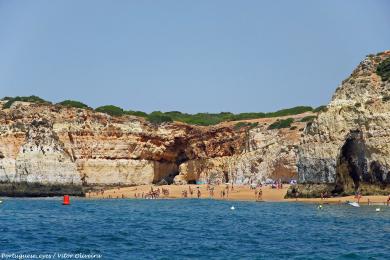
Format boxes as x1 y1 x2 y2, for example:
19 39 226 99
0 184 388 205
86 184 390 205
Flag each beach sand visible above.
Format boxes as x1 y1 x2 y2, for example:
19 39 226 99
86 184 390 205
87 184 287 201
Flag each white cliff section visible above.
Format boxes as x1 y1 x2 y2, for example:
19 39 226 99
77 159 155 185
14 120 82 185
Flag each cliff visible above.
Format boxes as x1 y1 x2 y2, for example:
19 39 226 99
290 51 390 197
5 50 386 198
0 100 307 196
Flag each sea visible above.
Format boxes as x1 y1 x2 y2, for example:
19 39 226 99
0 198 389 259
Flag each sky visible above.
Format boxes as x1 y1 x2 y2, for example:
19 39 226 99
0 0 389 113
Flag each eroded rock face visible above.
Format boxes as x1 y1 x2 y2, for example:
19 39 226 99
0 98 304 195
296 51 390 196
1 118 81 185
0 101 248 194
174 122 302 185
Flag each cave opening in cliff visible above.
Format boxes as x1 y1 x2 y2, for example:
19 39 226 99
335 130 368 193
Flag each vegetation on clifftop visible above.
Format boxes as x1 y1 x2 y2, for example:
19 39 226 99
1 95 323 126
1 96 51 109
146 112 173 124
300 115 317 122
268 118 294 130
234 122 259 130
95 105 125 116
57 100 90 109
377 57 390 81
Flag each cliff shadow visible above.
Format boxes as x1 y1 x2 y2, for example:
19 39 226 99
334 130 368 195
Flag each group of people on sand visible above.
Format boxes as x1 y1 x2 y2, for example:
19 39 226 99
220 184 233 198
181 186 202 198
134 187 169 199
180 184 234 199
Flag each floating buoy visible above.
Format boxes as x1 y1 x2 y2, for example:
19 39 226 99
62 195 70 205
230 206 235 210
318 205 323 210
376 208 381 212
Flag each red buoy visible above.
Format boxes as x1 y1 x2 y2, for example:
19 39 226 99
63 195 70 205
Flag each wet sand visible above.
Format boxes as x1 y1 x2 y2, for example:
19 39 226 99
87 184 390 205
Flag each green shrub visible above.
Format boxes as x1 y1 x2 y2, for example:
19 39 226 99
300 116 317 122
3 95 51 109
268 118 294 130
264 106 313 117
377 57 390 81
57 100 90 109
125 110 148 117
233 122 259 130
313 105 327 113
95 105 124 116
147 111 173 124
230 112 266 121
162 111 231 126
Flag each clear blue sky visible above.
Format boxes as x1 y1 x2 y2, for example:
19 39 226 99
0 0 389 113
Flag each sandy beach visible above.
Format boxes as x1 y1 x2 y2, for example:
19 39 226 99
87 184 390 205
87 184 286 201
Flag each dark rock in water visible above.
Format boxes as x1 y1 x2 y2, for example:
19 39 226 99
286 184 336 198
0 182 84 197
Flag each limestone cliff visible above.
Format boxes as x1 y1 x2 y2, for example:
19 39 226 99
174 121 302 185
0 98 306 195
292 51 390 197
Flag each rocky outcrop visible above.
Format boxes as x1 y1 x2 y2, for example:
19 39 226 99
0 98 306 196
174 123 302 185
293 51 390 197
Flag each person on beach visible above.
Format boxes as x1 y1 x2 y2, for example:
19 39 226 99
209 187 214 198
356 191 362 203
197 188 201 198
387 194 390 206
226 187 229 198
257 189 263 201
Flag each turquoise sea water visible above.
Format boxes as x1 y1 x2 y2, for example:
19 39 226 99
0 198 389 259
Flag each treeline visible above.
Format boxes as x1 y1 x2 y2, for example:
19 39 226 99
1 96 325 126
